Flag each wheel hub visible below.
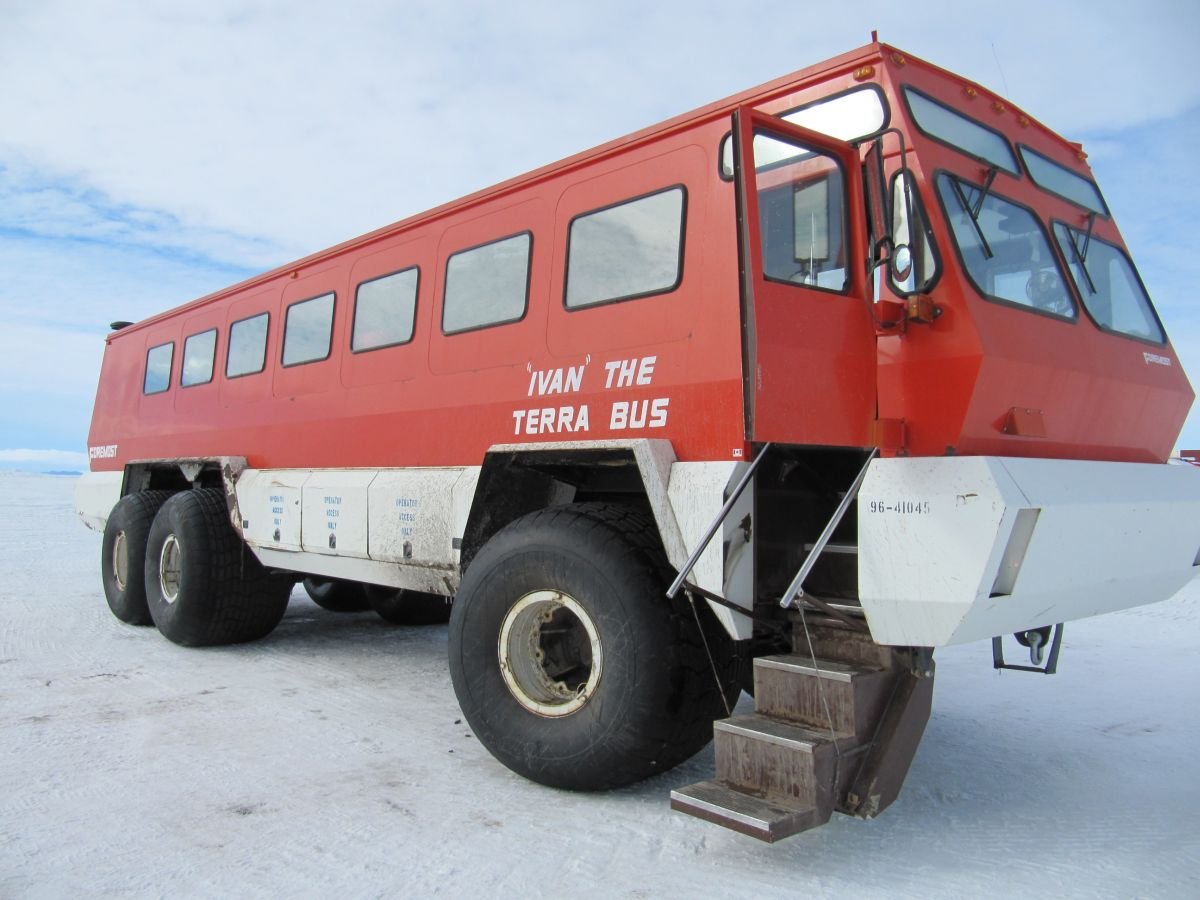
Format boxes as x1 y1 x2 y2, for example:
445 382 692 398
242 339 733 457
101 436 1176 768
112 531 128 592
497 590 603 717
158 534 182 604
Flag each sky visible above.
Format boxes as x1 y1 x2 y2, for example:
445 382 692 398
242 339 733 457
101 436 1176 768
2 0 1198 471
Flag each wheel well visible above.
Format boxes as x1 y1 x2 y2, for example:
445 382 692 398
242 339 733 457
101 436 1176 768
460 447 653 573
120 458 244 498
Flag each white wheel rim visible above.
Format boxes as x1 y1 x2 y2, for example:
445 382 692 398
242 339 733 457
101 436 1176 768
158 534 182 604
112 531 128 592
497 590 603 718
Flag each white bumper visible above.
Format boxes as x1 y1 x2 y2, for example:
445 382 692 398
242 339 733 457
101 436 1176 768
858 457 1200 647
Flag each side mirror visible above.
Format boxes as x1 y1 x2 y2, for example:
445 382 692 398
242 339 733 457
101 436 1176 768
890 170 936 295
891 244 913 283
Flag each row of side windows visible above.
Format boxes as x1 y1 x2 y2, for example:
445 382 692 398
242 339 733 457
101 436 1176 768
143 185 686 393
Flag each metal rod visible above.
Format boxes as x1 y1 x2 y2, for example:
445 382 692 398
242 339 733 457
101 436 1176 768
666 443 772 599
779 448 878 608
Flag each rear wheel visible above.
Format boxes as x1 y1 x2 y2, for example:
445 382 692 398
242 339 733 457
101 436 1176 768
145 489 291 647
303 577 371 612
366 586 452 625
448 502 736 791
100 490 174 625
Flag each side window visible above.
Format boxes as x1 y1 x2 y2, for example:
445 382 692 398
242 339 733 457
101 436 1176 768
226 312 269 378
143 342 174 394
352 267 419 352
752 133 847 292
180 329 217 387
565 187 685 309
282 292 335 366
442 233 531 334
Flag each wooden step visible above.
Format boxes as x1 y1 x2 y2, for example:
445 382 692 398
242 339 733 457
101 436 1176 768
713 713 862 820
753 654 894 741
670 780 820 843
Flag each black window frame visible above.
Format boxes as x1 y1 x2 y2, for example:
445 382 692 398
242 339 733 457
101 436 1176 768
902 85 1020 176
280 291 337 368
225 311 271 379
180 327 218 388
142 341 174 395
1019 145 1111 218
563 184 688 312
1051 219 1167 346
350 266 421 354
752 128 853 296
933 169 1078 323
440 231 533 336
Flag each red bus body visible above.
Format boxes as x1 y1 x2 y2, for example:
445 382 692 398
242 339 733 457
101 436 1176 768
75 41 1200 843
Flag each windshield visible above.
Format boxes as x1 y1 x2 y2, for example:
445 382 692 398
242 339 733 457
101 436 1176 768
937 173 1074 318
1053 224 1164 342
904 88 1018 174
1020 146 1109 217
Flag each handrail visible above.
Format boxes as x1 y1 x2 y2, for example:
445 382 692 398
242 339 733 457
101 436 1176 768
666 443 772 599
779 448 877 608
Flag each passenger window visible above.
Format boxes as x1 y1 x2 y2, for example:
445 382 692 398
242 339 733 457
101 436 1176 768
143 342 173 394
282 292 335 366
352 268 419 351
180 329 217 387
226 312 269 378
565 187 685 309
753 133 847 292
442 233 531 334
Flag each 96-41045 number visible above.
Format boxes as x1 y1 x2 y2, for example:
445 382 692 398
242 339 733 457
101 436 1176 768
867 500 931 515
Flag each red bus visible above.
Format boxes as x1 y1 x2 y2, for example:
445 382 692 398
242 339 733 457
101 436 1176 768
76 39 1200 841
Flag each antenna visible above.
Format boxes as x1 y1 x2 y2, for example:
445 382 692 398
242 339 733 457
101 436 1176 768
990 41 1010 96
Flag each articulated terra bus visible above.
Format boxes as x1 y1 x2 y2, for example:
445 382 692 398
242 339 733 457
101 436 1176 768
76 38 1200 841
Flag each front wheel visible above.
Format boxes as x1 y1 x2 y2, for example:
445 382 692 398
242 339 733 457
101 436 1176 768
448 503 735 791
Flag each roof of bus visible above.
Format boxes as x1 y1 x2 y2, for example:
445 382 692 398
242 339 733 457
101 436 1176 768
108 38 1081 340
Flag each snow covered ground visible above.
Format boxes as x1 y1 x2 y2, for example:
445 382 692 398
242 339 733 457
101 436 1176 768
2 471 1197 898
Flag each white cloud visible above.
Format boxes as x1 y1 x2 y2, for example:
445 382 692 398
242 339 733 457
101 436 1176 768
1 0 1196 256
0 448 88 467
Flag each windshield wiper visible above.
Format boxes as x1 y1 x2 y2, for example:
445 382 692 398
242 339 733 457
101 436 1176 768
1064 218 1097 295
951 176 993 259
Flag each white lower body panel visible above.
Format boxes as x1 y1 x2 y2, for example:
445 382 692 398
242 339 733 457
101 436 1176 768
858 457 1200 646
74 472 123 532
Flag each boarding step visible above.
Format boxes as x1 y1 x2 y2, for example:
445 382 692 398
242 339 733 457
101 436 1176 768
753 655 895 742
670 780 820 843
673 647 935 842
714 713 866 820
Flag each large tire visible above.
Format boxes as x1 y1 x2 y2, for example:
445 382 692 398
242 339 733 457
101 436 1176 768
100 490 174 625
303 577 371 612
366 586 452 625
145 488 291 647
448 502 736 791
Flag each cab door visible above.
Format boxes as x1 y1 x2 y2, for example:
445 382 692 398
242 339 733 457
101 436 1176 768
734 107 875 447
